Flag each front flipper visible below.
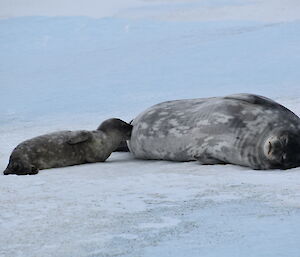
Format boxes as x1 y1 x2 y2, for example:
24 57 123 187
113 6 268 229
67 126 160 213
29 165 39 175
194 153 225 165
67 131 91 145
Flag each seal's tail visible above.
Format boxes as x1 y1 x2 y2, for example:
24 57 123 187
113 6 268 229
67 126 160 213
3 168 11 175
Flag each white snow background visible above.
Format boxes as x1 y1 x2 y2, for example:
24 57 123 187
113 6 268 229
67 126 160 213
1 0 300 256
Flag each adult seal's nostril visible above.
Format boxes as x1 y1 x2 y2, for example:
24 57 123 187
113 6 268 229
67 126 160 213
129 93 300 170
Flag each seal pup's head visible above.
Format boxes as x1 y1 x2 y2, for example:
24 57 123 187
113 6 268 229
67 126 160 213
97 118 132 140
263 130 300 169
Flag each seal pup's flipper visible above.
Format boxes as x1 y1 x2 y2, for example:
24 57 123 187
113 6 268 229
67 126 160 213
29 165 39 175
67 131 91 145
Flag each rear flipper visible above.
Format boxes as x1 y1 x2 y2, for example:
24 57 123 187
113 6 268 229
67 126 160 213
3 164 39 175
3 168 11 175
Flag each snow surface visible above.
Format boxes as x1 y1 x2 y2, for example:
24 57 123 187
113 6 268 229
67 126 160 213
2 0 300 22
1 1 300 256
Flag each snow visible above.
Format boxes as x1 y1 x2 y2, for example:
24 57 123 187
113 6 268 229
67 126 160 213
1 1 300 256
1 17 300 123
121 0 300 23
1 152 300 257
0 0 145 19
2 0 300 22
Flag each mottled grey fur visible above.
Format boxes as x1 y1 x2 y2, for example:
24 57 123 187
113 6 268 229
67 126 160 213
4 118 132 175
129 94 300 170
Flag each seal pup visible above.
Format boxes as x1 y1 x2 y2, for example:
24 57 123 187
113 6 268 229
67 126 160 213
3 118 132 175
129 94 300 170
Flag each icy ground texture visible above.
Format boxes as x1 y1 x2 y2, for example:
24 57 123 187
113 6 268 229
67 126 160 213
1 9 300 257
1 17 300 123
1 149 300 257
2 0 300 22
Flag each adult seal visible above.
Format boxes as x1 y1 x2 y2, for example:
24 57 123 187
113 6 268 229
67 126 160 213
3 118 132 175
128 94 300 170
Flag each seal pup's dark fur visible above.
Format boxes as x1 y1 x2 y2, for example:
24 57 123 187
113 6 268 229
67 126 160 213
3 118 132 175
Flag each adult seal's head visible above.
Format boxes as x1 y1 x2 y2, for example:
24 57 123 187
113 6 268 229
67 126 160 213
262 129 300 169
3 118 133 175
